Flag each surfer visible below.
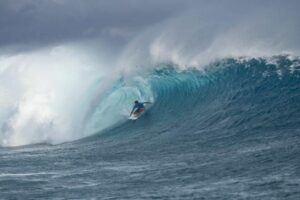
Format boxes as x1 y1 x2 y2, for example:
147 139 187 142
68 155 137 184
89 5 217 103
130 100 151 117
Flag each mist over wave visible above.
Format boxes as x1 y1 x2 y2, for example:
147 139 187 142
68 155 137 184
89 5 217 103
119 1 300 69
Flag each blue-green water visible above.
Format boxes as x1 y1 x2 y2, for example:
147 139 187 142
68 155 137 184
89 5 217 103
1 56 300 199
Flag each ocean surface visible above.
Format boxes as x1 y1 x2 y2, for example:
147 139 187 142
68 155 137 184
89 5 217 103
1 56 300 199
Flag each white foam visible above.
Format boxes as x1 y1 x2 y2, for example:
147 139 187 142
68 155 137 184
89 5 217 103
0 45 116 146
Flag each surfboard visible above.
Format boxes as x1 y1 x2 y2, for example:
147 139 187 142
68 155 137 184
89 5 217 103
129 109 145 120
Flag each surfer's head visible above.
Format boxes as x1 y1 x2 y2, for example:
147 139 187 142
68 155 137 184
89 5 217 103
134 100 138 104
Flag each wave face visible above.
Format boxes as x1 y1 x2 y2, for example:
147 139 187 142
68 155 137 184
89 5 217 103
105 56 300 140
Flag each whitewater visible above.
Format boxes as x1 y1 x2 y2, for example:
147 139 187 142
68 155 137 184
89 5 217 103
1 1 300 199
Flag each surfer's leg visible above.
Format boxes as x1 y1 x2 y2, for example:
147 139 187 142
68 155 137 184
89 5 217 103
134 108 141 114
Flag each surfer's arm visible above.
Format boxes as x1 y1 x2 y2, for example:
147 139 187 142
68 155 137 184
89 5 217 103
143 102 152 105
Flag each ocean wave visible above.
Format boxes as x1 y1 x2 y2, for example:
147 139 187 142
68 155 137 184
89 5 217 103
1 55 299 147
